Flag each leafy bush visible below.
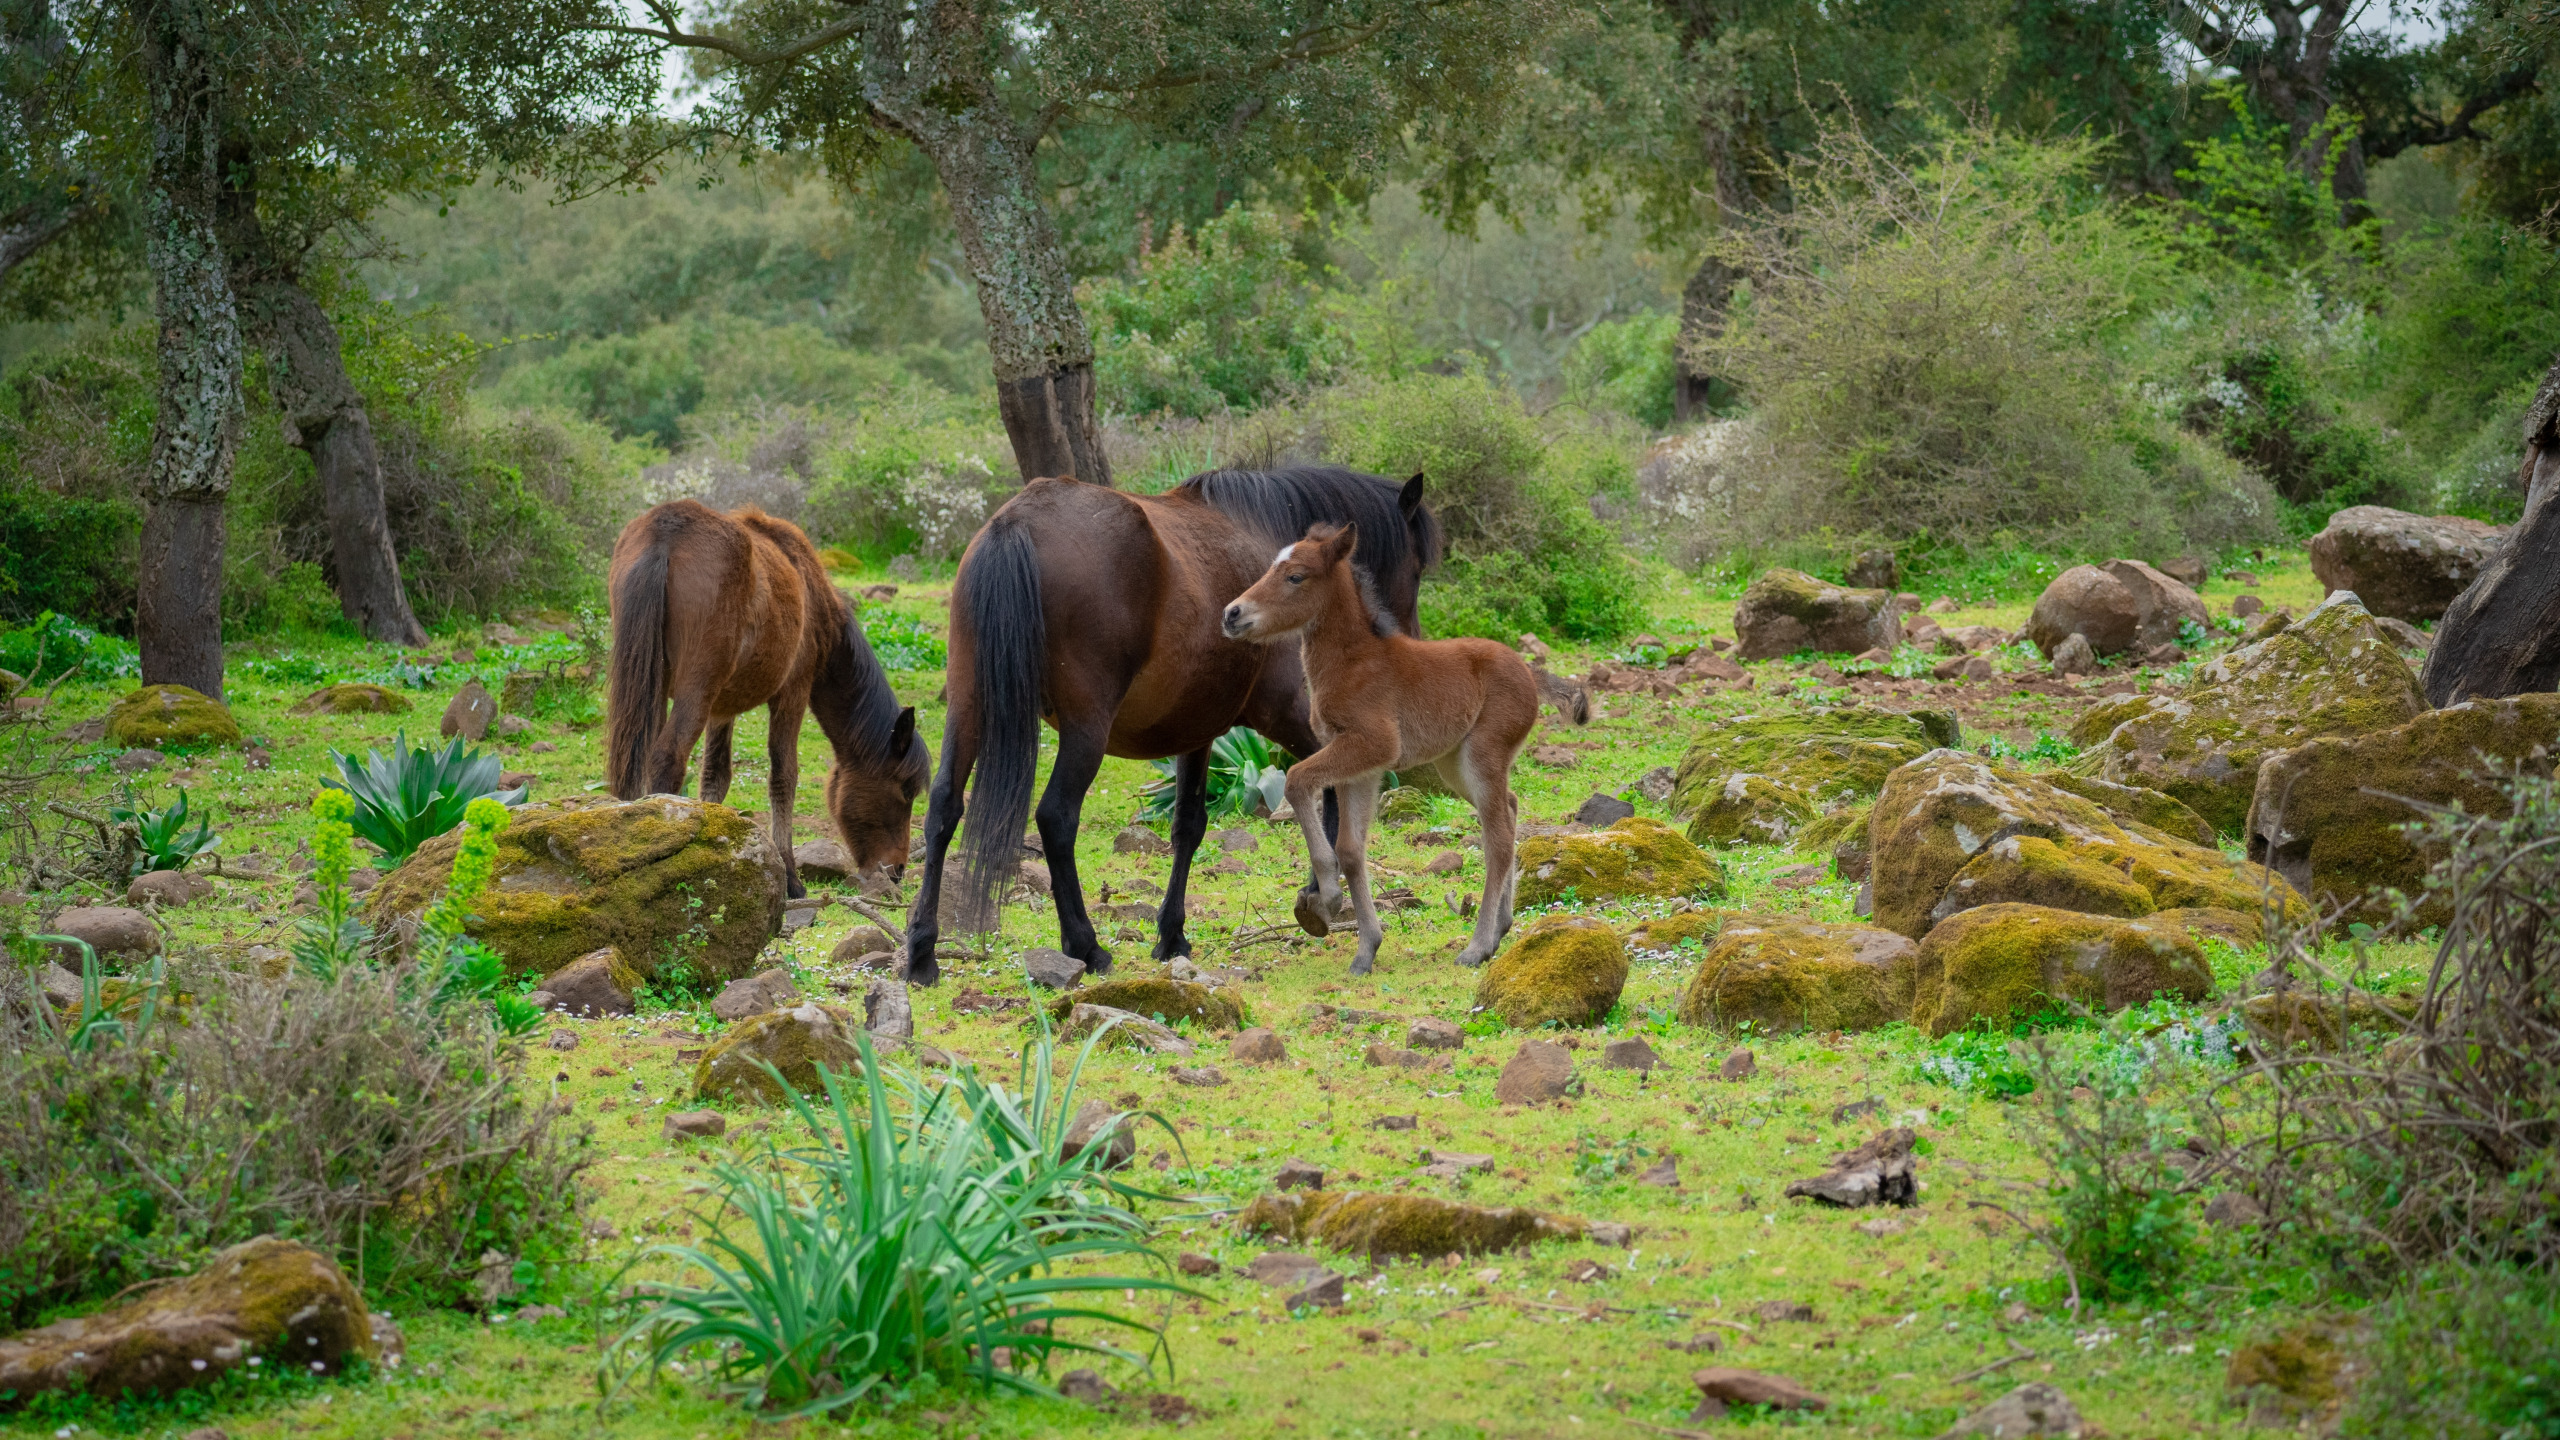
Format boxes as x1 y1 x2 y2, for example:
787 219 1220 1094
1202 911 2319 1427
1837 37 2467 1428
106 788 219 876
1139 726 1292 822
805 428 1007 563
2178 341 2414 514
2017 1019 2199 1304
614 1023 1187 1416
493 315 936 449
2347 1263 2560 1440
1563 312 1680 430
0 611 139 686
0 486 137 628
860 609 948 671
1083 206 1349 419
322 732 529 869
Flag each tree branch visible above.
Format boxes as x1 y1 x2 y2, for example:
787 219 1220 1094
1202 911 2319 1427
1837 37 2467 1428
585 0 871 68
2364 65 2544 159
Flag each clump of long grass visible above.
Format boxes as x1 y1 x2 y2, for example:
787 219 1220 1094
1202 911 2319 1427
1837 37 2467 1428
612 1021 1196 1418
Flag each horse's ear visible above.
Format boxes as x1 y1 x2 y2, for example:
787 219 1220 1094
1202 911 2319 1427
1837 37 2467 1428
890 705 917 754
1322 522 1359 564
1398 472 1426 518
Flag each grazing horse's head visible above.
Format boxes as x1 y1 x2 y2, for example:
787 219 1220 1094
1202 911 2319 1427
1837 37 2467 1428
827 705 928 883
1223 522 1360 642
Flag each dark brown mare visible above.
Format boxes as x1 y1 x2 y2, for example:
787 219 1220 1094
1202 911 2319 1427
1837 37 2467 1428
606 500 931 898
901 468 1441 986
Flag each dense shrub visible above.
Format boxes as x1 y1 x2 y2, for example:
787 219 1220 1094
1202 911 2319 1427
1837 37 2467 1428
803 421 1010 563
2174 340 2413 515
1562 311 1679 430
2347 1263 2560 1440
0 325 154 628
1083 206 1349 419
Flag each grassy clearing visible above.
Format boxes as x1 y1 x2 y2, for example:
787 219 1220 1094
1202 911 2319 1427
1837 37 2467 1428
3 549 2389 1439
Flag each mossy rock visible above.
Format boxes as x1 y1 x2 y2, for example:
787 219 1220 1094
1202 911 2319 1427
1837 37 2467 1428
104 685 241 747
1686 773 1818 848
2156 905 2264 950
694 1001 866 1104
289 683 411 716
1473 915 1627 1028
1517 816 1725 907
2248 692 2560 926
2070 592 2425 835
1378 787 1432 825
2225 1318 2367 1425
2042 773 2214 847
1731 568 1903 659
1869 751 2306 941
368 794 783 983
1676 915 1918 1033
1797 802 1875 879
1912 903 2211 1036
1669 707 1946 820
1047 976 1245 1031
1620 908 1728 954
1237 1189 1582 1259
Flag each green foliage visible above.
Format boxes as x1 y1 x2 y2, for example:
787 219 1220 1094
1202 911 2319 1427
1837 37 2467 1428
861 610 948 672
2019 1021 2197 1304
292 788 370 981
0 487 137 628
321 732 528 870
1914 1025 2037 1099
0 610 138 685
1974 731 2080 766
106 788 220 876
1084 207 1350 418
1140 726 1293 822
1563 311 1679 429
2181 342 2413 515
613 1023 1189 1417
2171 85 2378 277
2348 1263 2560 1440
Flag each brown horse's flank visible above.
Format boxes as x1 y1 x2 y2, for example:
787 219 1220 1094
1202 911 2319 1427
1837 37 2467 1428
1223 521 1564 973
605 500 928 898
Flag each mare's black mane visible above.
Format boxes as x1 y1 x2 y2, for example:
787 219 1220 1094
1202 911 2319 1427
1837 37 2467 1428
1176 465 1446 627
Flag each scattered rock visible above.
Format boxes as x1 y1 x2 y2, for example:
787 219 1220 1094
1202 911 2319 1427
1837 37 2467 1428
1572 793 1637 827
539 947 639 1017
0 1237 373 1401
1049 976 1244 1031
126 869 213 909
827 927 896 969
1274 1158 1326 1191
1058 1004 1194 1056
2024 560 2208 658
1237 1189 1583 1258
1372 1114 1419 1131
439 679 497 741
1418 1149 1495 1178
1288 1271 1347 1309
1768 861 1827 889
1688 772 1819 848
2307 505 2505 622
2160 556 2208 587
1024 947 1085 990
1212 827 1259 852
42 905 158 963
1175 1252 1221 1277
105 685 242 748
1856 1217 1905 1237
1784 1127 1918 1207
694 1002 867 1104
1845 549 1899 591
2375 615 2431 651
1364 1042 1434 1069
711 967 800 1021
2069 591 2427 834
1690 1367 1827 1420
2204 1191 2267 1230
369 795 783 984
2048 632 2098 677
1563 1257 1611 1282
1396 1017 1459 1051
1719 1048 1757 1081
113 747 166 774
1473 914 1627 1028
1914 904 2211 1036
1244 1251 1337 1289
1059 1368 1117 1406
793 838 853 882
1678 916 1918 1034
863 977 913 1040
1754 1299 1815 1322
291 683 410 716
1601 1036 1658 1070
1061 1099 1137 1169
1516 816 1725 907
2248 692 2560 925
663 1110 726 1141
1636 1156 1680 1188
1671 707 1953 844
1493 1039 1576 1104
1230 1027 1287 1064
1112 826 1172 856
1733 569 1904 660
1935 1382 2086 1440
2232 593 2263 618
1171 1066 1228 1087
1589 1221 1633 1247
545 1030 578 1051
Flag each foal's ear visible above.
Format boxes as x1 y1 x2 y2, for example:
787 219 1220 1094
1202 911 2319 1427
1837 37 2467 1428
890 705 917 755
1398 472 1426 518
1321 521 1359 564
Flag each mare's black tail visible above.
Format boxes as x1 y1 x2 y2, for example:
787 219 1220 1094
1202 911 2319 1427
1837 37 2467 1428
951 514 1045 927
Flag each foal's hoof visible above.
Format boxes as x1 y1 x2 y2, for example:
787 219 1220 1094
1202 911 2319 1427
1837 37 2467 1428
1292 889 1331 938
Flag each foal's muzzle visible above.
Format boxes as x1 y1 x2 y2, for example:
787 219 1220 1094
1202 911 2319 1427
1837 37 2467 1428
1221 602 1253 639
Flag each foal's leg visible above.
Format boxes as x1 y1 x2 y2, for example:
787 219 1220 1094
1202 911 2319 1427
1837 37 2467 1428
1334 775 1387 975
765 698 807 901
1285 732 1398 938
1036 722 1116 975
903 721 975 988
1455 746 1522 968
1297 787 1351 926
1154 747 1210 961
700 720 736 805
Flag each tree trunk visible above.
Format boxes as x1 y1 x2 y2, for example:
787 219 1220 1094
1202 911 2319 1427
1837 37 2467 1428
219 183 428 646
0 185 91 286
133 1 243 700
2422 361 2560 704
1673 255 1738 425
863 20 1110 487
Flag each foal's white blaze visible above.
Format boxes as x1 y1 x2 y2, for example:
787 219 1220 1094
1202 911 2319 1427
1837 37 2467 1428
1272 543 1299 568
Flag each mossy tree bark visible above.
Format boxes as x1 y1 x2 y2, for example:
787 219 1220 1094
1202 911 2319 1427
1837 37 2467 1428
133 0 243 701
2424 360 2560 703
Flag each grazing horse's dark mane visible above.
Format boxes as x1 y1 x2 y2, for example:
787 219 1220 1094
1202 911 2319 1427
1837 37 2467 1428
1177 466 1445 620
818 610 911 767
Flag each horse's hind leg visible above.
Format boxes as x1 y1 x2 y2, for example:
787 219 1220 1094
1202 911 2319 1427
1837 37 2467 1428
1036 722 1114 975
1154 747 1210 961
765 697 807 901
700 720 736 805
1296 787 1351 928
1456 746 1523 968
904 720 975 988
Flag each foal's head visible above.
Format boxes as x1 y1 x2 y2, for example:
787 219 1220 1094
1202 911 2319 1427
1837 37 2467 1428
1222 522 1360 643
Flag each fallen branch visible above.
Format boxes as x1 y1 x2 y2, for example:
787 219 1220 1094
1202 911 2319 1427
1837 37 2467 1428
841 896 904 934
1694 1317 1757 1334
1629 1424 1716 1440
1948 1348 2034 1385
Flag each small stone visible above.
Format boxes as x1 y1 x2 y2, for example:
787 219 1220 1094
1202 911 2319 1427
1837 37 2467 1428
1833 1097 1882 1123
663 1110 726 1141
1417 1148 1495 1179
1274 1159 1326 1191
1287 1271 1347 1309
1935 1382 2086 1439
1244 1251 1335 1288
540 948 637 1018
1113 825 1173 856
863 977 914 1041
1059 1369 1117 1406
2049 632 2098 677
495 713 530 736
546 1030 579 1052
1024 948 1085 990
1230 1027 1287 1064
1171 1066 1228 1087
793 838 854 882
1755 1299 1815 1323
1636 1156 1680 1188
529 739 557 753
1602 1036 1659 1071
1855 1217 1906 1237
1573 793 1637 827
1406 1017 1464 1050
1691 1367 1827 1420
1493 1040 1574 1104
2232 593 2263 617
42 905 159 962
1785 1127 1919 1208
779 904 819 936
1852 646 1891 664
828 926 896 968
1175 1252 1221 1277
1563 1258 1610 1283
113 747 166 774
126 869 213 909
440 679 497 741
1212 827 1259 853
1422 849 1464 875
710 968 798 1021
1636 765 1676 802
1719 1048 1757 1082
1372 1113 1418 1131
1530 744 1579 769
1588 1222 1632 1247
1061 1100 1137 1169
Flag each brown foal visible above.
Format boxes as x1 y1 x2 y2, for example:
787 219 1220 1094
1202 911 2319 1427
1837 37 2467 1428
1222 521 1558 973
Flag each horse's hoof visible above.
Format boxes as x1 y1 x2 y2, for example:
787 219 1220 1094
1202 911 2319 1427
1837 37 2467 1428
1349 954 1374 976
1084 945 1115 976
903 961 941 988
1292 890 1331 938
1152 936 1193 962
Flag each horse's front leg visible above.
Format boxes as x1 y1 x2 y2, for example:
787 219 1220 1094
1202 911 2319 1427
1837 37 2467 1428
1332 776 1387 974
1153 747 1210 961
764 700 806 901
1036 723 1114 975
1285 733 1396 939
902 722 974 987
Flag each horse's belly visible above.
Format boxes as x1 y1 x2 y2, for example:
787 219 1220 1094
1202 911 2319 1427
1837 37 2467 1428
1108 648 1260 758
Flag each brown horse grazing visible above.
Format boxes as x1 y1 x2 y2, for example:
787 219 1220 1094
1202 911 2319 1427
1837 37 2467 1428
606 500 931 898
903 468 1442 986
1223 521 1560 974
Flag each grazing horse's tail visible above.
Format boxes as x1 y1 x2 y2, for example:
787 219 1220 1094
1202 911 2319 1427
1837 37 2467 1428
953 512 1045 927
605 528 674 800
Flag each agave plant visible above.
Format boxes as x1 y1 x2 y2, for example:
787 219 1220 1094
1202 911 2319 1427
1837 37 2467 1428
106 786 220 875
1139 725 1292 821
323 731 527 869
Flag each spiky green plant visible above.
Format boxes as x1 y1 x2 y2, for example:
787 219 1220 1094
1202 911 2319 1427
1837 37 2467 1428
1139 724 1292 821
106 786 219 875
322 731 526 868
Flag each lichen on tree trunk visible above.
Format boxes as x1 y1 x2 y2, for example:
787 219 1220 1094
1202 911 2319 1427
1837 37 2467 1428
135 2 243 700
